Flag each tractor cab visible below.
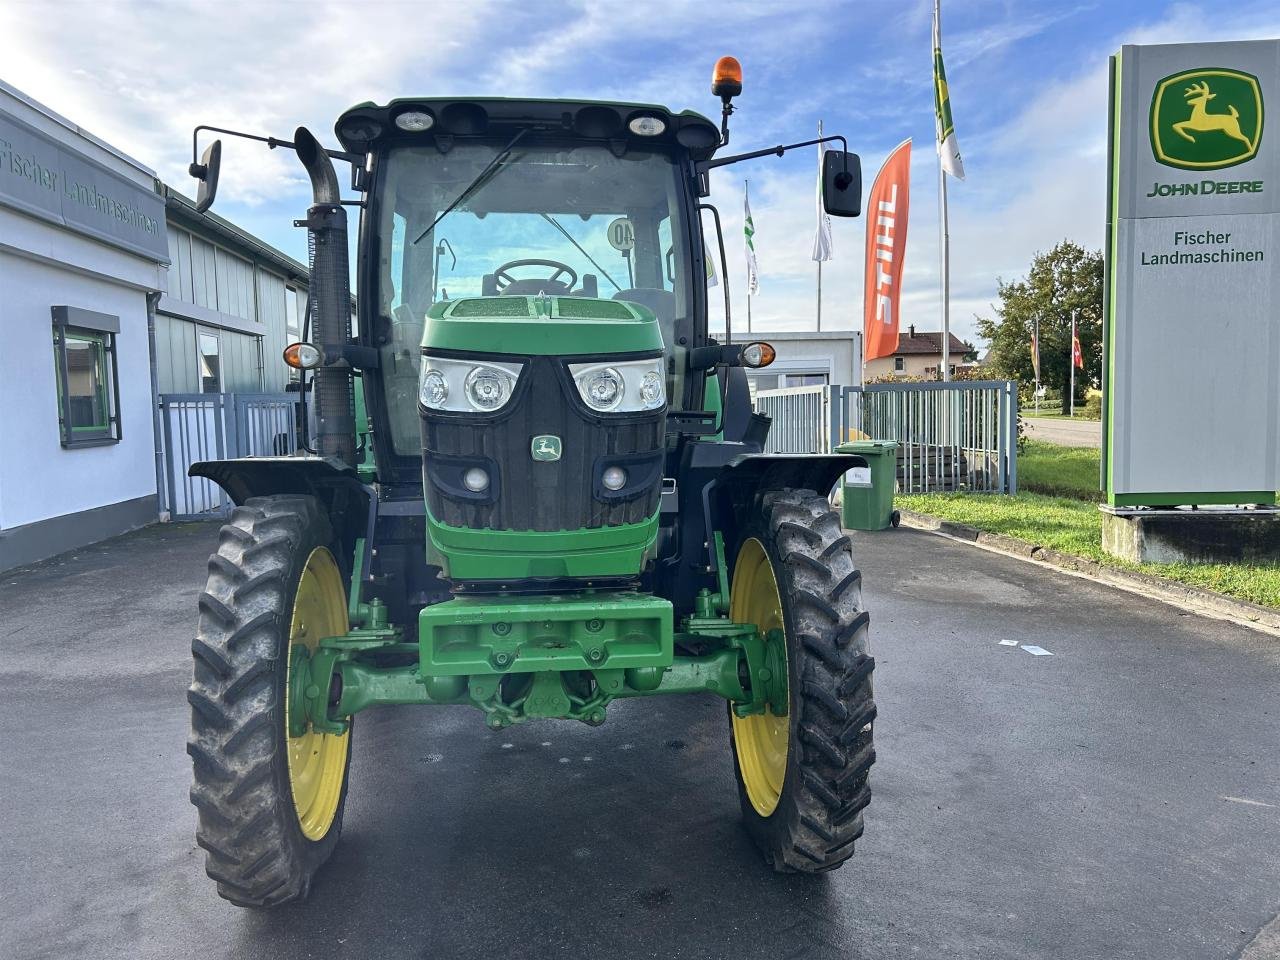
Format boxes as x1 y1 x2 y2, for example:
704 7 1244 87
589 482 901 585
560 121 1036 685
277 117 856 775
341 99 720 473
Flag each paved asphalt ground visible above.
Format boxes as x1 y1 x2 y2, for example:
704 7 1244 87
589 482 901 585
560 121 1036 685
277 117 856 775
1023 416 1103 448
4 522 1280 960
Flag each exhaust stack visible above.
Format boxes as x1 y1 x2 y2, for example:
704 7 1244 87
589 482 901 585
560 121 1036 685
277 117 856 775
294 127 356 466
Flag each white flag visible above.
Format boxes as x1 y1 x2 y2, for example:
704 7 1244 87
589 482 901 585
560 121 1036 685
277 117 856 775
744 181 760 295
705 243 719 287
812 119 833 262
933 0 965 180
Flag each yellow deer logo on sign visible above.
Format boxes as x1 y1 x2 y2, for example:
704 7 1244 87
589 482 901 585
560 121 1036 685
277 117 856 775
1172 81 1255 150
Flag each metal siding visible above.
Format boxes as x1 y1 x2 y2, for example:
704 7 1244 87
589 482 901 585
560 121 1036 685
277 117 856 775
177 230 194 304
191 235 216 309
165 227 182 298
156 313 199 394
257 270 291 391
220 331 262 392
214 248 254 321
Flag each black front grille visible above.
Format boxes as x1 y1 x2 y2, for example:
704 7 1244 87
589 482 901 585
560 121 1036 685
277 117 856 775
422 356 664 531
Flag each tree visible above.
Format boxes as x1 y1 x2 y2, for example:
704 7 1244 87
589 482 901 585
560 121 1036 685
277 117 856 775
975 241 1103 414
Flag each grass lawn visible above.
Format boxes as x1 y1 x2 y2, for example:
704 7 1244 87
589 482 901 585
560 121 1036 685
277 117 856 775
1021 409 1101 421
1017 439 1103 502
896 490 1280 609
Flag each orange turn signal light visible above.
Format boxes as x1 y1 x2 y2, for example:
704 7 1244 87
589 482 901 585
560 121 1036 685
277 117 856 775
283 341 323 370
711 56 743 99
741 341 775 369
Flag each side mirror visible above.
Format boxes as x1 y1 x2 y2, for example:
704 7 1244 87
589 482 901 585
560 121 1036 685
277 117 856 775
822 149 861 218
190 140 222 213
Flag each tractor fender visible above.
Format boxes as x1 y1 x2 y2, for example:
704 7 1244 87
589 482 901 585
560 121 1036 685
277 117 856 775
702 452 868 584
190 456 375 578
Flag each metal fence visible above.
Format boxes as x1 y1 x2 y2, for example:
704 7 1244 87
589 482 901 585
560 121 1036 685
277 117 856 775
755 380 1018 494
159 392 300 520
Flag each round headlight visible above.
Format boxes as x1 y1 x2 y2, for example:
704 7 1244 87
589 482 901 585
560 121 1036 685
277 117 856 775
638 371 665 409
628 116 666 137
394 110 434 132
420 368 448 407
581 368 623 411
602 466 628 491
465 366 511 411
463 467 490 492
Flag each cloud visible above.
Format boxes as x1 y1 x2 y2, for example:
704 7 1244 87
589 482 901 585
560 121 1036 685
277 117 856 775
3 0 1278 351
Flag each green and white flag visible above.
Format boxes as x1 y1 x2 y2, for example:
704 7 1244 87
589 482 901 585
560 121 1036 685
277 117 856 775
744 181 760 295
933 0 965 180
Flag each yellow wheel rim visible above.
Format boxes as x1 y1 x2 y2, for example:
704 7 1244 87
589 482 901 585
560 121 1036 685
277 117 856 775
284 547 350 841
730 538 790 817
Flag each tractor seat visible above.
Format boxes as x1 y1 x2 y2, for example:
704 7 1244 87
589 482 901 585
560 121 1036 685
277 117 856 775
613 288 676 349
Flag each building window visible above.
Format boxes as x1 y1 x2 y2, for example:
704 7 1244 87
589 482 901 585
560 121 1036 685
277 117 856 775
199 331 222 394
784 373 829 387
51 306 121 448
893 356 905 373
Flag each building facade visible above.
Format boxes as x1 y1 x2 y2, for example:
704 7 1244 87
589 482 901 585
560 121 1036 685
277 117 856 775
0 80 169 571
863 326 975 381
742 329 862 397
0 81 309 573
157 190 308 395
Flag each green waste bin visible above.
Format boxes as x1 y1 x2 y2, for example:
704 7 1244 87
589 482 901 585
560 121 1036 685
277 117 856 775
836 441 900 531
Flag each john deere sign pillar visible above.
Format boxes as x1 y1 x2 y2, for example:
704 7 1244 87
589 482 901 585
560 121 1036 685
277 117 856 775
1102 40 1280 563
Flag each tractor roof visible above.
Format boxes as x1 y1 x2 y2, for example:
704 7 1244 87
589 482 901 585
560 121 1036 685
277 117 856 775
334 98 721 160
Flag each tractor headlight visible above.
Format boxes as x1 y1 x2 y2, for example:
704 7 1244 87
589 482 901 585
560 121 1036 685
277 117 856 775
580 367 624 411
465 366 513 411
420 369 448 407
419 356 523 413
569 357 666 413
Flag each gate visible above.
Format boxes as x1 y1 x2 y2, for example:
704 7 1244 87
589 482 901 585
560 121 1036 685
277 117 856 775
159 392 300 520
755 381 1018 494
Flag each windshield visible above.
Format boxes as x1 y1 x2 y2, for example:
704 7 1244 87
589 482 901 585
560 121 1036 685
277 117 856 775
375 141 694 456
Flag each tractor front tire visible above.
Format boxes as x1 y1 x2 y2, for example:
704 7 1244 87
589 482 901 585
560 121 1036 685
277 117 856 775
729 488 876 873
188 495 351 907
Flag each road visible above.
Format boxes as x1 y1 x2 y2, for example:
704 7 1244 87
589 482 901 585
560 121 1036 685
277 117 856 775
1023 416 1102 448
4 522 1280 960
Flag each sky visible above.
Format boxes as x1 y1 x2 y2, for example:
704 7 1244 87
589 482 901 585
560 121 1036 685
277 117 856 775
3 0 1278 347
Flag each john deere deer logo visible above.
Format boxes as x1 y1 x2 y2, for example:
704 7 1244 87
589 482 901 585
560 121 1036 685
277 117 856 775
1150 68 1263 170
531 435 561 461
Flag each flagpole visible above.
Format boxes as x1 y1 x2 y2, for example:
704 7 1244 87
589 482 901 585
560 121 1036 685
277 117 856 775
935 0 951 382
816 261 822 332
938 161 950 380
745 178 753 334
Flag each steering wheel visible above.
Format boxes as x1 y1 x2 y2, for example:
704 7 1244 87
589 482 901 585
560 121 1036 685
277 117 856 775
492 258 579 294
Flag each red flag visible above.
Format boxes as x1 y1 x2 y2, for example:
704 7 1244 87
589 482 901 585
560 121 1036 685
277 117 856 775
863 139 911 362
1071 325 1083 369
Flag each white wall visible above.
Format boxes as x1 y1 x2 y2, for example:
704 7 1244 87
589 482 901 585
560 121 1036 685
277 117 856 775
0 244 158 529
0 83 165 533
743 330 861 391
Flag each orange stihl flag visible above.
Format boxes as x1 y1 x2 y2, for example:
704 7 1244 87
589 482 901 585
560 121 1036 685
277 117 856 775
863 139 911 362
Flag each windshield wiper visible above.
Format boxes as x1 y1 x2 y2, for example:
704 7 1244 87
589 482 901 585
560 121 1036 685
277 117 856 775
411 129 527 246
539 214 623 293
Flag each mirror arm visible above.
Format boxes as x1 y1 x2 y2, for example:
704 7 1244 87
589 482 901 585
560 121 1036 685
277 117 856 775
695 134 850 176
190 124 360 177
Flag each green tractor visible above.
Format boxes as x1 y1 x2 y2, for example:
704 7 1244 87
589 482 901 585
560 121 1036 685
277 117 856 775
185 58 875 907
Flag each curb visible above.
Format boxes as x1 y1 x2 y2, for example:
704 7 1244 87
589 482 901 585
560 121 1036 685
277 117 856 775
896 509 1280 637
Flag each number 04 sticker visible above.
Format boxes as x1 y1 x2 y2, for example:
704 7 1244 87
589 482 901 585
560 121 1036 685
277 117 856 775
607 217 635 252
